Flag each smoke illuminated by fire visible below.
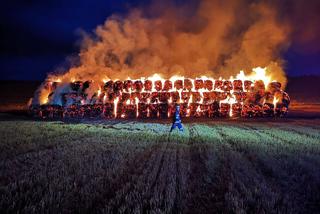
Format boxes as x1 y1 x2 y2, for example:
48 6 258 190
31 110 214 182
32 0 294 119
41 0 290 84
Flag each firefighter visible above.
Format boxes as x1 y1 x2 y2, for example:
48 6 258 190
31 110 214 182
170 104 184 132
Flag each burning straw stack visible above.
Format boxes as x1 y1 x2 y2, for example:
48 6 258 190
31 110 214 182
30 77 290 119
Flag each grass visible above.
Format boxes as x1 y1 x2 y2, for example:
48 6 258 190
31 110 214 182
0 118 320 213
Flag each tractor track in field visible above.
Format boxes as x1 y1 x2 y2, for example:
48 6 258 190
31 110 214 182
96 143 160 211
264 123 320 138
213 124 290 211
145 142 171 211
214 124 282 180
214 124 320 212
182 125 231 213
172 146 181 212
104 140 176 212
1 119 320 213
240 123 296 146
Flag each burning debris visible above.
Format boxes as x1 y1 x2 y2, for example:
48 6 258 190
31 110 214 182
28 0 295 120
30 67 290 119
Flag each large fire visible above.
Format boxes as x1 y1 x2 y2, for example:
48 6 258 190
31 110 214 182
30 67 290 119
29 0 295 119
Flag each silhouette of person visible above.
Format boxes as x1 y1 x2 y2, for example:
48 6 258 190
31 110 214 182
170 104 184 132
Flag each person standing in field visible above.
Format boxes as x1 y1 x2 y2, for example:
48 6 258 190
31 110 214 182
170 104 184 132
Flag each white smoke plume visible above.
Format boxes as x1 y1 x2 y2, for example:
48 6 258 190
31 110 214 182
44 0 290 85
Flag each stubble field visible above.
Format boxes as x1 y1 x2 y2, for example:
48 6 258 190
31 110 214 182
0 116 320 213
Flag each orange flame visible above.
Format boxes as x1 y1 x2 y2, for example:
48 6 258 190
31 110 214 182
37 66 287 119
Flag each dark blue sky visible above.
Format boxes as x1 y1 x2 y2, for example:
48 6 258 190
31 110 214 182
0 0 319 80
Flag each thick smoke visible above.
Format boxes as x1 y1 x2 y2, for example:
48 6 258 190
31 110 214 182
48 0 291 84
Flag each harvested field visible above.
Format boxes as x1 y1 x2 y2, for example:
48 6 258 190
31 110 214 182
0 116 320 213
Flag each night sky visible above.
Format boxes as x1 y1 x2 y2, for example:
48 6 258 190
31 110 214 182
1 0 319 80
